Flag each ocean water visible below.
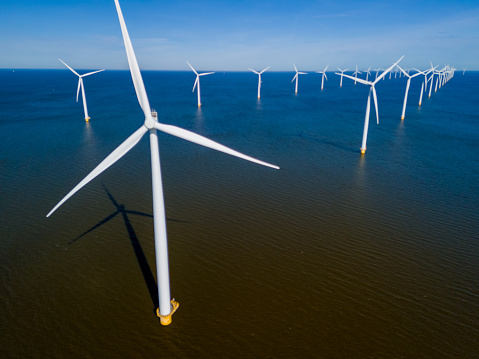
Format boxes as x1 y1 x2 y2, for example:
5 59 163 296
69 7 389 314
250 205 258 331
1 68 478 358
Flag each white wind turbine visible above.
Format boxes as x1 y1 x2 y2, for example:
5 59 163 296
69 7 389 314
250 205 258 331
353 65 362 84
397 66 423 120
337 56 404 154
417 66 435 106
365 66 371 82
248 66 270 99
316 65 328 90
337 67 349 87
186 61 214 107
59 59 104 122
47 0 279 326
428 62 438 98
291 64 307 93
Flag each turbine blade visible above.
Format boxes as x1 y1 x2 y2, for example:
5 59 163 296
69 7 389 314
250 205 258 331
76 78 82 102
372 86 379 124
193 77 198 92
47 125 148 217
186 61 198 75
82 69 105 77
342 73 371 85
154 123 279 170
114 0 152 118
59 59 80 77
375 56 404 83
291 74 298 83
293 64 298 73
199 72 215 76
259 66 270 74
324 73 328 81
324 65 329 72
397 65 408 77
248 68 260 75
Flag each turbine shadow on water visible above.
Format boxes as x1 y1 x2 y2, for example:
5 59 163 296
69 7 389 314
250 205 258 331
294 132 358 153
69 185 187 310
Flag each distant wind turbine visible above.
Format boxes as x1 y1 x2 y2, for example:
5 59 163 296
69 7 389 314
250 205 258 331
316 65 328 90
47 0 279 326
428 62 438 98
187 61 214 107
292 64 307 93
416 66 435 106
58 59 104 122
248 66 270 99
353 65 362 84
365 66 371 82
337 68 349 87
397 66 423 120
338 56 404 154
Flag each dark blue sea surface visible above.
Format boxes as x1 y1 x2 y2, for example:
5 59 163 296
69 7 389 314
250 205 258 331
1 68 478 358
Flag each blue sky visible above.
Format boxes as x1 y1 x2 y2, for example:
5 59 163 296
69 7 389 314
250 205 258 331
1 0 478 71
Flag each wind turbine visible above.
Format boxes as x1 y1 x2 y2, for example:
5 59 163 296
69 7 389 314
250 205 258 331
186 61 214 107
397 66 423 120
352 65 362 84
416 66 434 106
428 62 439 98
59 59 104 122
316 65 328 90
291 64 307 93
47 0 279 326
248 66 270 99
337 68 349 87
365 66 371 82
337 56 404 154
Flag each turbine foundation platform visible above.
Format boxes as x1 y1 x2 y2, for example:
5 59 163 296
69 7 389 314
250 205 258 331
85 117 90 122
157 299 179 326
360 148 366 154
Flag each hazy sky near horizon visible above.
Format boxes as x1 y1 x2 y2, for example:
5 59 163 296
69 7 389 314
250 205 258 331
1 0 478 71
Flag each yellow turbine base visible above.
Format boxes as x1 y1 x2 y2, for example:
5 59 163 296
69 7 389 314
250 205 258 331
419 103 422 106
401 116 405 120
198 104 201 107
360 148 366 154
85 117 90 122
157 300 179 326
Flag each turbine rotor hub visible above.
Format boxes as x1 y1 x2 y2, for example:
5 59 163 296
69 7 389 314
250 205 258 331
145 116 156 129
